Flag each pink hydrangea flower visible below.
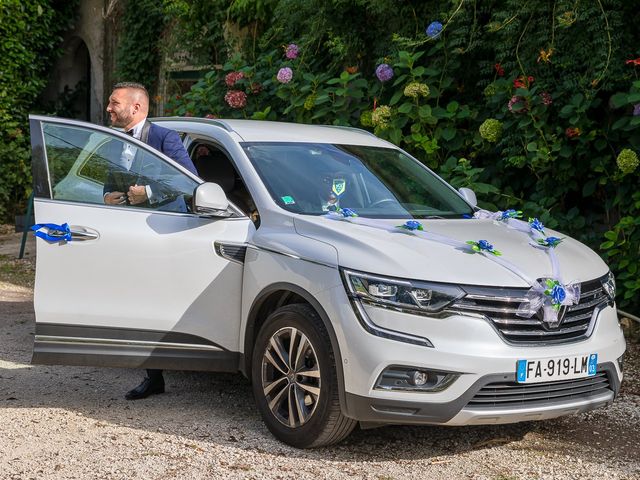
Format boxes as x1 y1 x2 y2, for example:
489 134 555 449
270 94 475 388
540 92 553 106
285 43 299 59
225 71 244 87
224 90 247 109
277 67 293 83
508 95 528 113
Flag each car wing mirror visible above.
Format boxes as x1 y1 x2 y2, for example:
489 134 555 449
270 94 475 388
458 187 477 207
193 182 231 217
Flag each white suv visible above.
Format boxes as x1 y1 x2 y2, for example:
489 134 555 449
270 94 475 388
28 115 625 448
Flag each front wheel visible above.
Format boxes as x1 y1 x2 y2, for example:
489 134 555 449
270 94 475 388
251 304 356 448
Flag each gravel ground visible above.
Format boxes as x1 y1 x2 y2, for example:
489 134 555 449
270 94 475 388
0 230 638 479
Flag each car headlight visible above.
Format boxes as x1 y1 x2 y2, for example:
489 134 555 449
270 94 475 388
342 269 465 314
602 271 616 303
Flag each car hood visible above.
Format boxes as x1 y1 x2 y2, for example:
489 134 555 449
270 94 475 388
293 216 608 287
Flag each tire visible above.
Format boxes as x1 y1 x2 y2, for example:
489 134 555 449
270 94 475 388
251 303 356 448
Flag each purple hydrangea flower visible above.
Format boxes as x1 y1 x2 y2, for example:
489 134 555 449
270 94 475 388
285 43 299 60
375 63 394 82
426 21 443 38
277 67 293 84
634 103 640 116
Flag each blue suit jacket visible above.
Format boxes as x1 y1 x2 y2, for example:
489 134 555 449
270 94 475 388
103 121 197 205
146 123 197 175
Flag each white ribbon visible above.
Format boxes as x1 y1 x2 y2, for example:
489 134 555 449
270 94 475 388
326 208 581 325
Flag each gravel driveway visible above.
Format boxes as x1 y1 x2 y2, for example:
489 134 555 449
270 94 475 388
0 231 638 479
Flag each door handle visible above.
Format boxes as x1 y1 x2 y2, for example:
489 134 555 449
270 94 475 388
68 226 99 241
31 223 99 242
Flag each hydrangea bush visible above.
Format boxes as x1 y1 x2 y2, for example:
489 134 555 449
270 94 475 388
166 1 640 311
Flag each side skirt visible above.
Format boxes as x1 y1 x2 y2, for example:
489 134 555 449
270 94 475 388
32 324 241 372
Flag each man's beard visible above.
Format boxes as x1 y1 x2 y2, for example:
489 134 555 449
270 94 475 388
111 112 133 128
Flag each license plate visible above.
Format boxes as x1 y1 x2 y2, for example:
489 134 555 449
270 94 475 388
516 353 598 384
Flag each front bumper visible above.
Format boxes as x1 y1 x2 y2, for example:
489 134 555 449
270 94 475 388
345 362 619 426
317 285 626 425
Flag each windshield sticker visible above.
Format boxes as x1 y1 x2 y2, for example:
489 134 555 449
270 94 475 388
281 195 296 205
332 178 346 196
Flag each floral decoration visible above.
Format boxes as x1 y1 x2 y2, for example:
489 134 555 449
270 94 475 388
277 67 293 83
375 63 394 82
499 209 523 220
466 239 502 256
398 220 423 231
544 279 567 310
528 217 545 233
537 236 563 248
339 208 358 218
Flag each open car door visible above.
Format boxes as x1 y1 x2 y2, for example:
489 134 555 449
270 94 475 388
29 115 252 372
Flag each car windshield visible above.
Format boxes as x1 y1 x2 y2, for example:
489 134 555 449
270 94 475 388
243 142 474 218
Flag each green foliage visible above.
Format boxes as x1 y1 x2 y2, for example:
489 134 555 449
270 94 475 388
168 0 640 312
0 0 77 220
115 0 167 94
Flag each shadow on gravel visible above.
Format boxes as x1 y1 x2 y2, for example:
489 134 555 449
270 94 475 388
2 299 634 465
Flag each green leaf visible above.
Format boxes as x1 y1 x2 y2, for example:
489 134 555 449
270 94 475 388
610 93 628 108
441 127 456 141
397 102 413 114
604 230 618 241
446 101 459 113
526 142 538 152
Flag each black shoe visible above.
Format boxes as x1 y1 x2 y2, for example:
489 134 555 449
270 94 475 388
125 376 165 400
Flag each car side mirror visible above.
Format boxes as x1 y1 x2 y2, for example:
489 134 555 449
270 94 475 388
193 182 230 217
458 187 477 207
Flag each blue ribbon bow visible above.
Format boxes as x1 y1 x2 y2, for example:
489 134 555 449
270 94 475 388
31 223 72 242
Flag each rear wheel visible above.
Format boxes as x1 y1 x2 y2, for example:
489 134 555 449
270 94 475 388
251 303 356 448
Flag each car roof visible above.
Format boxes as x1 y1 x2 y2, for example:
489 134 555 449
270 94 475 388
152 117 393 147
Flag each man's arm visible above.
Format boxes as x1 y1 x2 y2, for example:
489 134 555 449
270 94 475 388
161 130 198 175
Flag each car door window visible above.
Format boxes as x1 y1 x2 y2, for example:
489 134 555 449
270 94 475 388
43 122 198 212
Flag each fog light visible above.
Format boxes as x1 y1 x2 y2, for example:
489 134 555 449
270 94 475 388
375 365 459 392
409 370 428 386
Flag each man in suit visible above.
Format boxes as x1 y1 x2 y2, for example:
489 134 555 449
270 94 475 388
104 82 197 400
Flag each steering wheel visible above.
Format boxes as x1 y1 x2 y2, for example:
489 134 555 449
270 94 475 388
368 198 398 209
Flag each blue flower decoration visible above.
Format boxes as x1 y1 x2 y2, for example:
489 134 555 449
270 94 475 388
537 236 563 248
339 208 358 218
500 209 523 221
528 217 545 233
466 239 502 256
426 21 443 38
398 220 424 231
544 279 566 310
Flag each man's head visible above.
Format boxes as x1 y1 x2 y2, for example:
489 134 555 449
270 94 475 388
106 82 149 130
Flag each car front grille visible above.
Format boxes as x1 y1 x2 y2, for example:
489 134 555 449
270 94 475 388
451 275 610 345
466 372 611 409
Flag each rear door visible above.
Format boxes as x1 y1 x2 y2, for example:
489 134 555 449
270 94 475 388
29 115 252 372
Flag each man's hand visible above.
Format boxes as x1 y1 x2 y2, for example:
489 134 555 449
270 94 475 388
104 191 127 205
127 184 148 205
